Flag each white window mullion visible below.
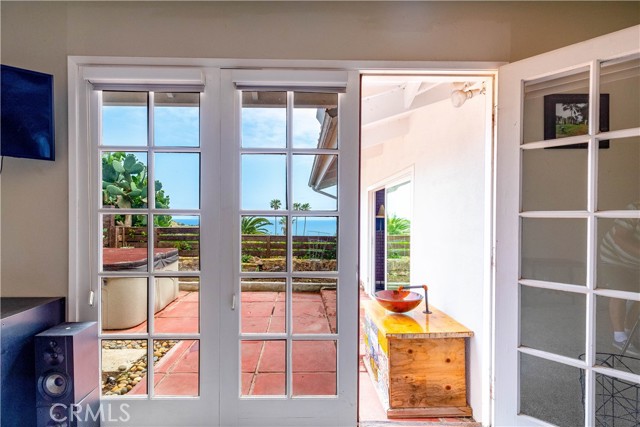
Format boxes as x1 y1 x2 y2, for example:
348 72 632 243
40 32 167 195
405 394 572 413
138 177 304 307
584 59 601 427
285 90 295 398
147 91 156 362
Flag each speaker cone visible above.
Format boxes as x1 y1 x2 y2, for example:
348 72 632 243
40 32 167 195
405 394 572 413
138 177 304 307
41 372 69 398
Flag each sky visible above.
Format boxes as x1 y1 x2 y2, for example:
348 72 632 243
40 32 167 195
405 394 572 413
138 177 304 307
102 100 337 235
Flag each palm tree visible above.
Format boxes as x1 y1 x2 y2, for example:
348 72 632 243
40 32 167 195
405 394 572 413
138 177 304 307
293 202 301 234
241 216 272 235
270 199 281 234
300 203 311 235
387 215 410 235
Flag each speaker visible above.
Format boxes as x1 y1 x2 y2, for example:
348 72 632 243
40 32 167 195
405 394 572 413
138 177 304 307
35 322 99 427
1 297 65 427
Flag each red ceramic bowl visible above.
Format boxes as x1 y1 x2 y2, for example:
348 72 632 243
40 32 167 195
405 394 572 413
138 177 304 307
374 290 423 313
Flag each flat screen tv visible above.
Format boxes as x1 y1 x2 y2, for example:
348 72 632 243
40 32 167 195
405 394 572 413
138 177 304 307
1 65 55 161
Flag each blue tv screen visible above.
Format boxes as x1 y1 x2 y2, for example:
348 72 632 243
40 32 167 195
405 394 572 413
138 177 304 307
1 65 55 161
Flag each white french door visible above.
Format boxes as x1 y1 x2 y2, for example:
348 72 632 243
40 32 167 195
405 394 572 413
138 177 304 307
495 26 640 426
72 66 359 426
218 69 360 427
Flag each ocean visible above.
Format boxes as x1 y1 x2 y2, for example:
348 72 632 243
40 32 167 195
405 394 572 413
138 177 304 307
173 216 337 236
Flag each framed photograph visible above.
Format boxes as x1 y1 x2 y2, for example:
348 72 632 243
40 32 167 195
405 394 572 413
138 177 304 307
544 93 609 148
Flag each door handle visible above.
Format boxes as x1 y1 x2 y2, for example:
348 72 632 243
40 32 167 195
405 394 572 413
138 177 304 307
231 293 236 310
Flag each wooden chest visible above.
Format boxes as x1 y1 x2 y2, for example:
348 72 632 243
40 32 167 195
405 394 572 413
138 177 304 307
362 300 473 418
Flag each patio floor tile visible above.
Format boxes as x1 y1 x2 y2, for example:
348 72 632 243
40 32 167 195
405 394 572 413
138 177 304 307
242 316 270 333
259 341 286 372
155 340 194 374
292 341 336 372
292 300 326 317
157 300 199 318
291 292 323 302
292 372 336 396
242 291 279 302
320 289 337 333
241 341 263 373
291 315 331 334
267 316 285 333
154 316 199 334
181 291 200 302
252 373 285 395
273 301 286 316
242 301 276 317
172 341 199 373
154 372 199 396
242 373 254 395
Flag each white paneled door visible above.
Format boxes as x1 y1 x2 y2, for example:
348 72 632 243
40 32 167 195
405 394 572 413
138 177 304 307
495 26 640 426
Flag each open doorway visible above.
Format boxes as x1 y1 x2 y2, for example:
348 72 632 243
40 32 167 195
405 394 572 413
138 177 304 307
358 74 494 426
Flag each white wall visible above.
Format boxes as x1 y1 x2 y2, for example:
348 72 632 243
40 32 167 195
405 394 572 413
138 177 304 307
360 94 489 420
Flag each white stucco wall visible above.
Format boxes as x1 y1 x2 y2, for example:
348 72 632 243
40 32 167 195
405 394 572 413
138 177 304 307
360 93 489 420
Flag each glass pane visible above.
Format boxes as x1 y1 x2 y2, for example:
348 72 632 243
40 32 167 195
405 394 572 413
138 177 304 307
240 278 286 334
292 155 337 211
597 216 640 293
597 137 640 211
154 153 200 210
241 216 286 272
241 91 287 148
293 92 338 149
241 155 287 210
101 214 148 272
521 218 587 285
292 340 337 396
102 91 148 147
600 55 640 132
292 278 337 334
292 216 337 272
242 340 286 396
153 339 199 396
386 181 411 289
520 353 584 426
522 147 587 211
520 285 585 359
101 152 148 209
101 339 148 396
101 277 148 334
596 296 640 364
593 371 640 426
154 92 199 147
523 67 590 144
154 278 199 334
154 215 200 272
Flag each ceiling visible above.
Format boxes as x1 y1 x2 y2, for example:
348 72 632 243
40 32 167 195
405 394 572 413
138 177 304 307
361 75 487 148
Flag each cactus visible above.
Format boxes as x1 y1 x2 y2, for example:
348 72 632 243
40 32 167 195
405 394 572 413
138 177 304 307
102 152 171 227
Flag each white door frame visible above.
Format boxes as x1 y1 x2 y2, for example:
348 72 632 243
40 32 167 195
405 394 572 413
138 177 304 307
68 56 499 427
494 25 640 426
